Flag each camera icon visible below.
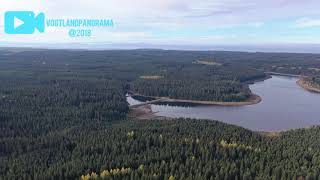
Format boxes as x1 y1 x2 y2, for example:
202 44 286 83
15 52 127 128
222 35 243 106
4 11 45 34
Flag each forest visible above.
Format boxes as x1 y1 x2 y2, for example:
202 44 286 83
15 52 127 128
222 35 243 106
310 76 320 86
132 78 251 102
1 49 320 179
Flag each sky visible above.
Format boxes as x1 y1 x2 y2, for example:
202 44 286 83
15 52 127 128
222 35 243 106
1 0 320 46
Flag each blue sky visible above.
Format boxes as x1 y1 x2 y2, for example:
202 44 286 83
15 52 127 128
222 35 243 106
1 0 320 45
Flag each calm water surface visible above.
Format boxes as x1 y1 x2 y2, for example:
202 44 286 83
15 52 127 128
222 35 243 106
127 76 320 132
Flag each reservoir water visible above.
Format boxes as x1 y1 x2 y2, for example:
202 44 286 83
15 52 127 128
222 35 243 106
127 76 320 132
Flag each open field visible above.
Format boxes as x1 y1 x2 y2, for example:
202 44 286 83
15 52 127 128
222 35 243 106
193 60 222 66
139 75 164 79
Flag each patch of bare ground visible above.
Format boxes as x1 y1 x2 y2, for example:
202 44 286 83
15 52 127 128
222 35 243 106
297 79 320 93
193 60 222 66
139 75 163 80
130 93 262 106
161 94 261 106
259 131 282 138
128 105 167 120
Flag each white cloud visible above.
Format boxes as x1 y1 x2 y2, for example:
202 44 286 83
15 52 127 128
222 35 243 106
295 18 320 28
1 0 320 44
247 22 264 28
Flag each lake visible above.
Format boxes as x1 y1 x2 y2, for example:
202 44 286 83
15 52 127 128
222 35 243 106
127 76 320 132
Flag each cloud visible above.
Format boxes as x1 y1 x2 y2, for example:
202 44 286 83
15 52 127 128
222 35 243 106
295 18 320 28
247 22 264 28
1 0 320 44
3 0 317 27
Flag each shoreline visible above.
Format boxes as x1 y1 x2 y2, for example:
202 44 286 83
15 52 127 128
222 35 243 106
128 74 320 134
157 94 262 106
129 74 275 107
246 74 272 85
265 71 305 78
297 79 320 93
129 105 319 134
128 104 168 120
130 93 262 106
127 75 268 121
128 93 261 121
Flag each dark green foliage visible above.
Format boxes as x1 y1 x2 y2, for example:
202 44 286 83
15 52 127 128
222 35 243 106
132 78 251 101
2 119 320 180
1 49 320 180
311 76 320 86
0 78 128 137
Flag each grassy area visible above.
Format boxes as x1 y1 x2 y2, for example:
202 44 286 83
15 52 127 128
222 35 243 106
139 75 164 79
193 60 222 66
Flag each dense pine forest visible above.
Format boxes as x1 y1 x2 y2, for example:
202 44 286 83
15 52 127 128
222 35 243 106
3 119 320 180
1 49 320 179
132 78 251 102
